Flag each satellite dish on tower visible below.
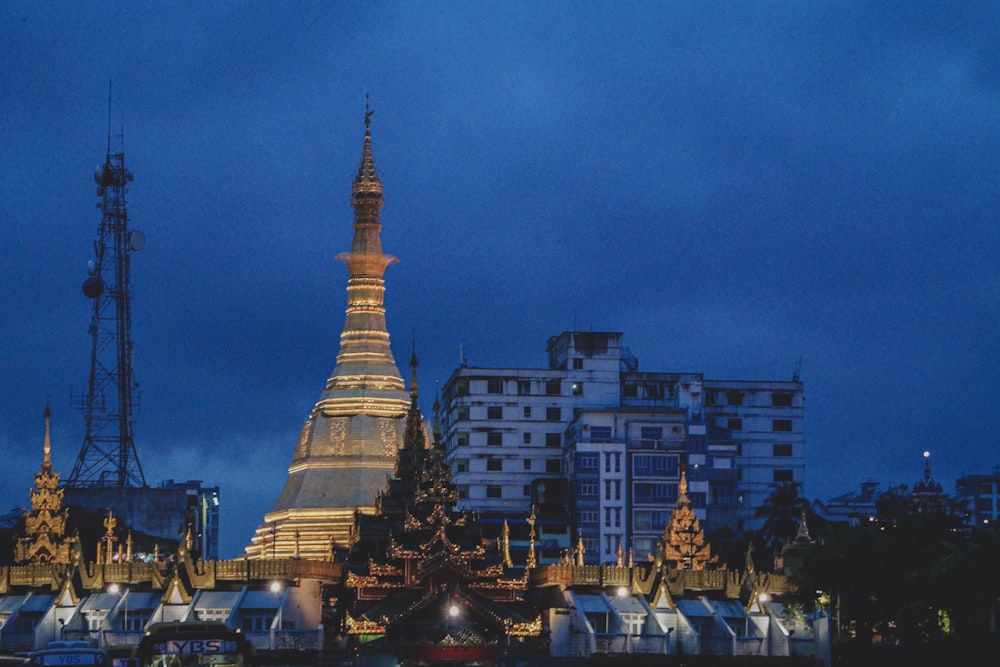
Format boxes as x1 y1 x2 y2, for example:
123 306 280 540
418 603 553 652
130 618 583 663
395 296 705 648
82 276 103 299
128 230 145 251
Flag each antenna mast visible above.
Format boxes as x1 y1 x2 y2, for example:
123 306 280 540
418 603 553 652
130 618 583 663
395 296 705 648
69 94 147 488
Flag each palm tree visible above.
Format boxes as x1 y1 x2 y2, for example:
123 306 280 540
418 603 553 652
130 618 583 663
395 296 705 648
754 481 808 557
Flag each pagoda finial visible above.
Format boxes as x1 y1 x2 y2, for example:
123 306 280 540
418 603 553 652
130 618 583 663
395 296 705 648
42 403 52 473
409 339 419 395
526 505 537 569
501 519 513 567
353 98 382 199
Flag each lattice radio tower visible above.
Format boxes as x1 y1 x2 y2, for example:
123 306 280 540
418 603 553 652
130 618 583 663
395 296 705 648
69 98 147 488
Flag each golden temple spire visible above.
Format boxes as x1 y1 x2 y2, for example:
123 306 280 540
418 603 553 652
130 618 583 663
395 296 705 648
42 403 52 473
526 506 537 569
501 519 513 568
15 406 75 564
352 98 382 199
657 458 718 571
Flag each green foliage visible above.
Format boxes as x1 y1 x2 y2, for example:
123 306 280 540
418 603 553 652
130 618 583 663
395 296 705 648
754 481 808 558
798 488 994 657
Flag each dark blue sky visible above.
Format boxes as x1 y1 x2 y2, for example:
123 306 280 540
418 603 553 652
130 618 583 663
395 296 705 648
2 3 998 558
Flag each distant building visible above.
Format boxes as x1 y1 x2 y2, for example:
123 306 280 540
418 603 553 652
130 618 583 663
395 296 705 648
810 481 883 527
64 480 220 560
441 331 804 563
956 467 1000 526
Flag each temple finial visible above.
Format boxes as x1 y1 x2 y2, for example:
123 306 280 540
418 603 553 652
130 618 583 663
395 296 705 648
42 404 52 472
353 98 382 198
409 339 419 395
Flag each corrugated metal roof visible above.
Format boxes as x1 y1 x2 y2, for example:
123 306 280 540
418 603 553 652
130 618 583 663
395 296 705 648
21 595 54 612
195 591 241 610
124 592 161 611
0 596 27 613
81 593 118 611
608 595 646 616
675 599 712 617
239 592 280 610
575 594 612 613
709 600 747 619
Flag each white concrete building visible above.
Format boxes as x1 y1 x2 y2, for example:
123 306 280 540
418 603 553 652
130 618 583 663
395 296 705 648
441 331 805 559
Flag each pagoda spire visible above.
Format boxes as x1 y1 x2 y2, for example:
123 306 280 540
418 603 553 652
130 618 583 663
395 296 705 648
319 102 405 416
656 461 718 571
16 405 76 564
245 106 411 559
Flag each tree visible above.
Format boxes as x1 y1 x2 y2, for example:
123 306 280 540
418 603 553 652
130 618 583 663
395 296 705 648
754 481 808 559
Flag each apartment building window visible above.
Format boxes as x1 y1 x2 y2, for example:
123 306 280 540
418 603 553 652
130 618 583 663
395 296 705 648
486 379 503 394
546 459 562 474
523 485 531 496
605 453 613 473
572 382 583 396
456 381 469 396
605 508 613 527
457 433 469 447
726 391 744 406
576 453 598 471
456 459 468 473
605 481 613 501
487 431 502 447
523 432 532 445
633 454 678 478
573 358 583 370
458 485 468 499
640 427 662 447
546 407 561 421
615 480 621 500
772 419 793 432
456 407 469 421
488 406 503 419
546 379 561 396
518 380 532 395
634 482 675 503
486 485 502 498
523 458 531 470
772 392 793 407
623 383 638 398
590 426 611 440
523 406 532 418
577 483 598 498
487 458 502 471
773 469 794 482
578 510 598 524
729 418 743 431
545 433 561 447
773 443 793 457
615 453 621 473
633 509 671 531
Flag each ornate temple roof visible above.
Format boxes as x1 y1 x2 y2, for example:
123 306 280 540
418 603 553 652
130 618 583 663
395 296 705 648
16 406 76 565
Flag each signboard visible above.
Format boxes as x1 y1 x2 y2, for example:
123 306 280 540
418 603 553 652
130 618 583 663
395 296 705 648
151 640 238 655
40 653 104 665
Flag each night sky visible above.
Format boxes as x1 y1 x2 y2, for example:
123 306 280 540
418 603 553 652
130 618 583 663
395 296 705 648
2 3 998 558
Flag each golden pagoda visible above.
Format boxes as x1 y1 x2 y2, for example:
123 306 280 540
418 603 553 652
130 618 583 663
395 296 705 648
655 464 718 571
15 406 76 564
246 107 411 559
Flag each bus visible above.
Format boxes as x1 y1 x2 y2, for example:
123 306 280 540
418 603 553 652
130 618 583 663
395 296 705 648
133 623 255 667
25 641 109 667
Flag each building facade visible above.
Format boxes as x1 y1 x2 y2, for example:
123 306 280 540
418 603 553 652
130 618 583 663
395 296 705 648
441 331 804 563
956 468 1000 527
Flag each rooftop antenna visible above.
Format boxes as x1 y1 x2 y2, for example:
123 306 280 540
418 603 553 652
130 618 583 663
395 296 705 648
69 86 147 488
